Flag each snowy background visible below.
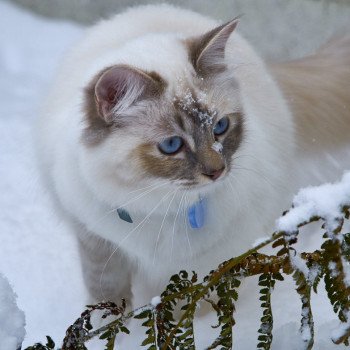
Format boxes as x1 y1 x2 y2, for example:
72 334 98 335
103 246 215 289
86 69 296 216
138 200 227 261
0 0 350 349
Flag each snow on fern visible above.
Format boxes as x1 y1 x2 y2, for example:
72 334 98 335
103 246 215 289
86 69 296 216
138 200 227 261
277 171 350 233
276 171 350 347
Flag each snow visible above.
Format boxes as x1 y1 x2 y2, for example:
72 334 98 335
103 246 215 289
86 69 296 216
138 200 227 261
211 141 223 154
252 236 271 247
290 252 310 277
300 320 311 344
277 172 350 234
0 1 349 349
329 261 339 278
308 264 322 285
0 1 85 347
331 310 350 345
177 89 216 128
0 274 25 350
151 296 162 307
341 256 350 287
300 325 312 343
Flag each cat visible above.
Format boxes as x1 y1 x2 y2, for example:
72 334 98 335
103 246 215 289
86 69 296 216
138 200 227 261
36 4 350 307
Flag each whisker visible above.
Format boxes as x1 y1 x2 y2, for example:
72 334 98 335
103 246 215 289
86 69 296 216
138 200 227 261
227 175 240 198
232 153 260 162
232 153 277 188
228 174 248 212
99 189 174 300
152 190 178 265
113 181 170 211
171 191 186 260
91 181 170 229
127 180 170 195
232 165 275 188
183 192 193 258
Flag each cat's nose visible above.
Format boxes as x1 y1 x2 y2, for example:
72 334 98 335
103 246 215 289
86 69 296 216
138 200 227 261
202 167 225 181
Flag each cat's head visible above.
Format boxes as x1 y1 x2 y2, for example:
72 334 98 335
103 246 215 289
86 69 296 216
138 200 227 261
81 19 243 198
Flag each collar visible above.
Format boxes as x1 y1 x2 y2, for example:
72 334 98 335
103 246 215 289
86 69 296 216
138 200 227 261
117 196 207 229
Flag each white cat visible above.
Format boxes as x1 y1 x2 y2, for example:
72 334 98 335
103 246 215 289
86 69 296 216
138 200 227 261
36 4 350 306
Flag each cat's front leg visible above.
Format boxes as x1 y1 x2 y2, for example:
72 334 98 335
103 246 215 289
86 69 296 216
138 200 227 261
77 230 135 307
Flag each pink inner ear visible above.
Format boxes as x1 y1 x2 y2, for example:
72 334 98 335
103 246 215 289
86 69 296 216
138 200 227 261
107 83 127 104
94 64 165 123
107 88 116 103
189 18 239 76
95 66 137 122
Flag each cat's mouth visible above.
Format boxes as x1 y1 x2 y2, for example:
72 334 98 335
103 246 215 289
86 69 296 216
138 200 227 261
180 169 228 190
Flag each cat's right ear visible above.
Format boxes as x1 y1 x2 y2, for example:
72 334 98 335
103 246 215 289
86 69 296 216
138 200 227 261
94 65 165 123
187 18 239 77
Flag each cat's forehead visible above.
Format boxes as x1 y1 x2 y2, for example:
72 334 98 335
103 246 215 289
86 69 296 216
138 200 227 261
173 87 218 128
172 72 239 111
133 76 240 141
166 74 239 126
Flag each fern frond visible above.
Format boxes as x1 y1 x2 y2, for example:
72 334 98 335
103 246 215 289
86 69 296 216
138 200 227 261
257 273 275 350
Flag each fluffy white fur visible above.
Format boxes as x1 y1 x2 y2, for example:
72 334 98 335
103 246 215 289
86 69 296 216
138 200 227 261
37 4 299 305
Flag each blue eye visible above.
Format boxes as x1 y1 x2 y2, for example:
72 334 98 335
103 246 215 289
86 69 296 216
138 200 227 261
213 117 229 136
158 136 183 155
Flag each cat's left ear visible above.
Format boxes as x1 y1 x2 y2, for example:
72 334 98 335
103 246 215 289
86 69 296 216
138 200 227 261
93 65 165 124
187 18 239 77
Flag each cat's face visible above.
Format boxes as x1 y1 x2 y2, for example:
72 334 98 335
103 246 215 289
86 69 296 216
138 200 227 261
132 88 243 189
82 19 243 193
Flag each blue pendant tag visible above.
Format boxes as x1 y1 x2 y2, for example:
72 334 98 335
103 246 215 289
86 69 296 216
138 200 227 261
117 208 133 223
188 197 207 229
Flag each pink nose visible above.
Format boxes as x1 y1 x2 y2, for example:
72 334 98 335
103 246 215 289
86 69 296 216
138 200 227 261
202 167 225 181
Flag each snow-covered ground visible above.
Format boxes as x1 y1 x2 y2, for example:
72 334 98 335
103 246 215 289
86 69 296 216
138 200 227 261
0 274 25 350
0 2 85 347
0 1 349 349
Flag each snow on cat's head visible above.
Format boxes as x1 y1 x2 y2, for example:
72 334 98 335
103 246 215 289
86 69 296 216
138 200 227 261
79 19 244 205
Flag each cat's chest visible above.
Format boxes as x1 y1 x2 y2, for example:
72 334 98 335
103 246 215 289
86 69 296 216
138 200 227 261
79 189 232 260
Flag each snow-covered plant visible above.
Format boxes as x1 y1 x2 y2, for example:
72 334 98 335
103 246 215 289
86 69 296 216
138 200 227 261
24 173 350 350
25 337 55 350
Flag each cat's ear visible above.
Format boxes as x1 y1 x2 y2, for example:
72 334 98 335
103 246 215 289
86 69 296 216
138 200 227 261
94 65 165 123
187 18 239 77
